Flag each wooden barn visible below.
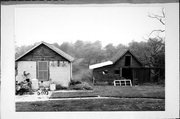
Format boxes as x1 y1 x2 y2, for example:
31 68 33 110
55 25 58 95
89 49 151 85
15 41 74 88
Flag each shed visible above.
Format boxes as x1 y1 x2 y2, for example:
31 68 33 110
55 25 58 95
89 49 150 85
15 41 74 88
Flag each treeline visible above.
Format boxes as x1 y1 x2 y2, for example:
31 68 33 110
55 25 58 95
15 38 165 69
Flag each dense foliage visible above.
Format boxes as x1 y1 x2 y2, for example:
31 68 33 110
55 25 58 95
15 38 165 69
15 38 165 83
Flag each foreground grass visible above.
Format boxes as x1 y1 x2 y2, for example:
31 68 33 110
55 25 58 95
51 85 165 99
16 85 165 111
16 98 165 111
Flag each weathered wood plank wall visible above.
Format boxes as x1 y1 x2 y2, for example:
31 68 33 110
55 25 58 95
18 44 69 62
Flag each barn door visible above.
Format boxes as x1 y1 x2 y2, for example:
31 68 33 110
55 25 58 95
133 68 150 84
37 61 49 81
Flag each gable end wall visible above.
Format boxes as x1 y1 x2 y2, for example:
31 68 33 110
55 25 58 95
17 44 69 62
113 51 142 68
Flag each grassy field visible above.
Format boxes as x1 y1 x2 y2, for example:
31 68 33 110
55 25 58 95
16 98 165 111
16 85 165 111
51 85 165 99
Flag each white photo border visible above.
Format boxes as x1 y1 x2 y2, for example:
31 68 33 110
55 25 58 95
1 3 179 119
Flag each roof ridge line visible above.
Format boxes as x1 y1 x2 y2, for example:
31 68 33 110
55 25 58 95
15 41 74 62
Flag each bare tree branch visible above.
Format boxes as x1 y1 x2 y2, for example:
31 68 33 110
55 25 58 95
148 29 165 37
148 14 165 25
162 8 165 18
147 8 165 39
148 8 165 25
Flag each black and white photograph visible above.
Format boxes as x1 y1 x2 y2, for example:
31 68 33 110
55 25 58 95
1 0 179 119
14 6 166 111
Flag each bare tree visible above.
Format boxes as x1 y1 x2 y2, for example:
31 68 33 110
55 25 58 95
148 8 165 38
138 9 166 82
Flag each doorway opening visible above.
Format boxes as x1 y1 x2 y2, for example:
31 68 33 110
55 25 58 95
122 68 132 80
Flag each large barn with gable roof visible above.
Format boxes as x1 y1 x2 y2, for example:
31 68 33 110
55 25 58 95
89 49 151 85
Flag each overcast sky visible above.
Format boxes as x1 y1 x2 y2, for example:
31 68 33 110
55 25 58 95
15 5 164 47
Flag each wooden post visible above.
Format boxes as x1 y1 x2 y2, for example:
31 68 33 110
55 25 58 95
120 67 122 78
92 70 95 85
132 68 134 85
70 62 72 81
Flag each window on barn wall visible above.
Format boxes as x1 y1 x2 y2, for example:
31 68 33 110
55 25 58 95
125 56 131 66
114 69 120 75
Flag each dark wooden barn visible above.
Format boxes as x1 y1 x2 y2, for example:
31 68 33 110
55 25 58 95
89 49 151 85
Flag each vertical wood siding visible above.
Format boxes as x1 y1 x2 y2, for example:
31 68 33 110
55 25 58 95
113 52 142 68
18 44 69 62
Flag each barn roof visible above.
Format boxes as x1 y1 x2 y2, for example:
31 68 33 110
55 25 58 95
15 41 74 62
89 61 113 69
89 49 143 69
111 49 143 65
110 49 128 63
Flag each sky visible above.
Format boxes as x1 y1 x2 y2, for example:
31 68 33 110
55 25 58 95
15 5 165 47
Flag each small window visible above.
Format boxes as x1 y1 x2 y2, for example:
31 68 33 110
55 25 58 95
125 56 131 66
114 70 120 74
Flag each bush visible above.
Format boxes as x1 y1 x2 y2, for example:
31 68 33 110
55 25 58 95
69 80 82 86
56 84 68 90
16 81 32 95
95 81 109 85
157 79 165 86
16 88 29 95
108 81 114 85
70 82 93 90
